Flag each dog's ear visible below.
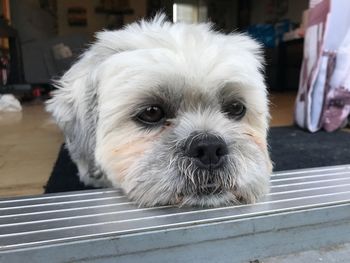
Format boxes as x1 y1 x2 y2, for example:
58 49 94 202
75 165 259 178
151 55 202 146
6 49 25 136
46 38 118 185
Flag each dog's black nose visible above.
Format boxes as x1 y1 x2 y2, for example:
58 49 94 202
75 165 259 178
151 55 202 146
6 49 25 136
186 133 228 169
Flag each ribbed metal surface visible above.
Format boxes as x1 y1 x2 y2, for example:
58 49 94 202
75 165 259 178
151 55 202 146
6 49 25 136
1 165 350 252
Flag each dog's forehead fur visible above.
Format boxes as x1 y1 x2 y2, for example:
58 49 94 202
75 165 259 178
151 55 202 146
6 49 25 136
93 15 266 100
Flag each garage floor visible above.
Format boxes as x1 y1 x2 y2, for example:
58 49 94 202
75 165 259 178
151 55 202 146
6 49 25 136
0 91 295 197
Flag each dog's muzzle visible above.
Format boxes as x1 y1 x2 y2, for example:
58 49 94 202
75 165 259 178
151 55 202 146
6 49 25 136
184 132 229 195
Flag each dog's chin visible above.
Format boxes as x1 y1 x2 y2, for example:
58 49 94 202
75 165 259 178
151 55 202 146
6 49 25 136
176 191 240 207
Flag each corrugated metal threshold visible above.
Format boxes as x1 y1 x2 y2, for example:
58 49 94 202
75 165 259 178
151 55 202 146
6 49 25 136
0 165 350 262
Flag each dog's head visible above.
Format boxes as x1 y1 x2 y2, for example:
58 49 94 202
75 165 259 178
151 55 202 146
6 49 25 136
47 15 272 207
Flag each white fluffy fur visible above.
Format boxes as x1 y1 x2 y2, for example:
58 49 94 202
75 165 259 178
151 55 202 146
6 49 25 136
47 14 272 207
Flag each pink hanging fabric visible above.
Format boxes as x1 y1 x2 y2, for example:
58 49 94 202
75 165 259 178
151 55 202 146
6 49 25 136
295 0 350 132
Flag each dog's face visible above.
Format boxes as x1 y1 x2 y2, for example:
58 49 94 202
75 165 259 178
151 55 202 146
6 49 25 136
47 15 272 207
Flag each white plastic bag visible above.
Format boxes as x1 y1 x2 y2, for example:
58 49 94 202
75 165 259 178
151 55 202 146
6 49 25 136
0 94 22 112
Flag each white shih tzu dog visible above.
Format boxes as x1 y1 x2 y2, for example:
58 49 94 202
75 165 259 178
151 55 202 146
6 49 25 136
47 15 272 207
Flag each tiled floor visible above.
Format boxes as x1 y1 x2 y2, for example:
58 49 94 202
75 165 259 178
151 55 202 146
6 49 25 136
0 92 297 198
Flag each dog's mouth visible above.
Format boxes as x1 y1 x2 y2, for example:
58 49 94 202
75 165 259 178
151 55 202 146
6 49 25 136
196 181 223 195
175 186 236 207
179 180 228 201
178 170 235 201
172 157 238 206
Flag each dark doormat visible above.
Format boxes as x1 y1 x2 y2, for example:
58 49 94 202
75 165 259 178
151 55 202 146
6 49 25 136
44 126 350 193
269 126 350 171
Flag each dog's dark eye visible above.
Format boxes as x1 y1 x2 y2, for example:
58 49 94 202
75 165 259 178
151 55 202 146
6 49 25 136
224 101 246 119
137 106 165 124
